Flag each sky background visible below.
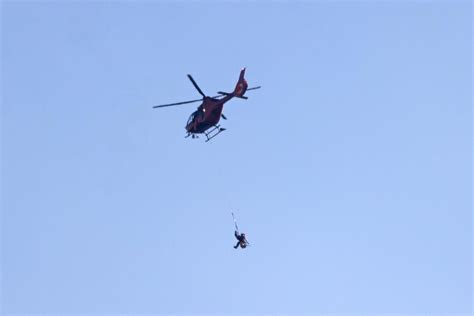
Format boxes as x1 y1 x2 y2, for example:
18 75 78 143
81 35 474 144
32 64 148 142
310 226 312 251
1 1 472 315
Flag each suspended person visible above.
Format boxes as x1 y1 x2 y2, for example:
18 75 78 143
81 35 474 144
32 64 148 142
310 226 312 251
234 231 249 249
232 212 249 249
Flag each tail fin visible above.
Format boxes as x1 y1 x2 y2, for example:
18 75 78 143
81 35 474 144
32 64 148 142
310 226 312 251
233 67 248 97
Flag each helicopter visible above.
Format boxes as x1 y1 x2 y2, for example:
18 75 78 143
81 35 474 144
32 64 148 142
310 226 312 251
153 68 261 142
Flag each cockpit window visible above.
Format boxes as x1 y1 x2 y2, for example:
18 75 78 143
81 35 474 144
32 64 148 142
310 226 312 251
187 110 198 125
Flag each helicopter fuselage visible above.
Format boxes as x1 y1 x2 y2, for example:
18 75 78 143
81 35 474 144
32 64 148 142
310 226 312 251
185 95 232 134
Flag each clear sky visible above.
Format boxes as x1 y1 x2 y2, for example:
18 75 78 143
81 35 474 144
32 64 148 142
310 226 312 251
1 1 472 315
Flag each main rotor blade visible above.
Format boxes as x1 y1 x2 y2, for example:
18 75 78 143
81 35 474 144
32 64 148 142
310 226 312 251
187 74 206 97
153 98 203 108
247 86 261 91
153 94 227 109
211 94 226 99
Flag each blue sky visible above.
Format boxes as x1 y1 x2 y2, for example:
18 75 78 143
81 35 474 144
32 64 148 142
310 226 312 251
1 1 472 314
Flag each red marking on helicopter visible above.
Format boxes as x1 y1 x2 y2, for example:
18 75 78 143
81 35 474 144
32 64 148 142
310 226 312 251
153 68 260 142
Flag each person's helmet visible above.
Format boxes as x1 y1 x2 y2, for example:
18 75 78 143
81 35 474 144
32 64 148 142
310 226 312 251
242 233 246 237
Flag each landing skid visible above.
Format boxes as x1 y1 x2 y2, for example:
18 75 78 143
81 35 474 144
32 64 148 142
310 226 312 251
205 125 226 142
185 125 226 142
